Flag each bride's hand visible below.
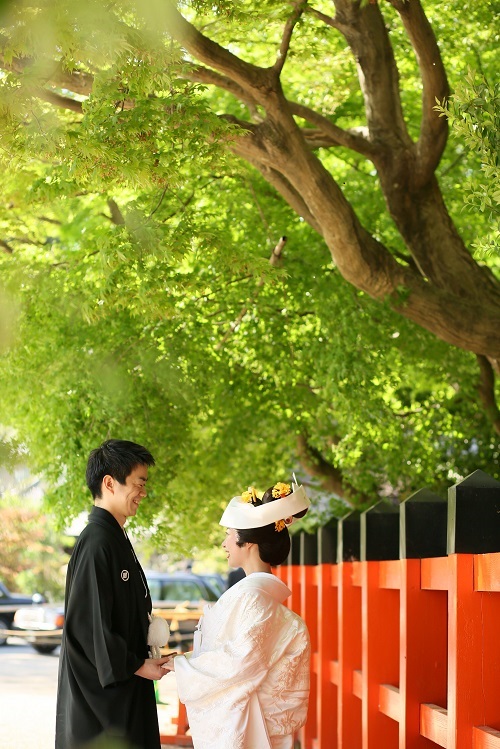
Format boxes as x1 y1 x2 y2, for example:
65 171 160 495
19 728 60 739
161 656 176 673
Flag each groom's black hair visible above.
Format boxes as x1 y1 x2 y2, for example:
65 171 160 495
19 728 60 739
86 439 155 499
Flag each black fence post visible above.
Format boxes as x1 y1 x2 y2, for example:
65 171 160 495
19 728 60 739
447 469 500 554
361 501 399 561
400 488 447 559
337 511 361 563
300 532 319 566
290 532 301 565
318 519 338 565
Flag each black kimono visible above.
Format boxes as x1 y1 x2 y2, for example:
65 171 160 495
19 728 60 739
55 506 160 749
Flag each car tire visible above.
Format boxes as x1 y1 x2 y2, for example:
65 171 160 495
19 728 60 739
33 644 58 655
0 617 9 646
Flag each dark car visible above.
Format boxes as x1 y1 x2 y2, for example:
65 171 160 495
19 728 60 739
10 570 220 654
145 570 219 606
199 572 227 598
0 581 46 646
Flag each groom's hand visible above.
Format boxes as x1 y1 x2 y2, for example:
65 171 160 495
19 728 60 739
135 654 177 680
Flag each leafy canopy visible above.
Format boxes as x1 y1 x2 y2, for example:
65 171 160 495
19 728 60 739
0 0 498 553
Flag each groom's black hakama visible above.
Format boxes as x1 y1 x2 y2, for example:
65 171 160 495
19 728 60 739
55 506 160 749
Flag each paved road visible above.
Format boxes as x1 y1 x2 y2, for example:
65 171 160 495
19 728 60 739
0 638 59 748
0 638 183 749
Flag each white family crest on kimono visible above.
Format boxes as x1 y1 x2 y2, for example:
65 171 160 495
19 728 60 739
174 572 310 749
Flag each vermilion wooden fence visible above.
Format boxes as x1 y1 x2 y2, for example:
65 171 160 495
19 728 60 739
275 469 500 749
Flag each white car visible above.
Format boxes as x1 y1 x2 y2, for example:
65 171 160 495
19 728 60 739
12 605 64 654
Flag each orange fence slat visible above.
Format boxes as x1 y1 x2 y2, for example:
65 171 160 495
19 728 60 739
338 561 362 749
378 684 400 722
361 561 399 749
473 726 500 749
378 560 401 590
352 669 362 700
447 554 500 749
300 564 318 749
316 564 337 748
330 659 339 686
281 548 500 749
421 556 450 591
448 555 484 749
352 560 363 587
474 552 500 592
420 703 448 748
400 559 447 749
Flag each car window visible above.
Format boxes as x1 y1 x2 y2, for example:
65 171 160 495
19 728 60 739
161 581 206 602
148 580 161 600
202 575 226 597
146 576 219 603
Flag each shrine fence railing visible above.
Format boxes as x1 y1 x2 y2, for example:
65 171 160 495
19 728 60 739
275 469 500 749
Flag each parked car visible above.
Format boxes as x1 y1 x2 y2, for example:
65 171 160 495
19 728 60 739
146 571 220 652
199 572 227 598
12 604 64 654
146 570 219 606
0 581 46 646
10 571 221 654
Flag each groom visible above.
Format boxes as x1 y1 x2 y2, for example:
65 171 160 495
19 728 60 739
55 439 172 748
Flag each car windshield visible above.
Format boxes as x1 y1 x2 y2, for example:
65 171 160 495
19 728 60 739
147 578 217 604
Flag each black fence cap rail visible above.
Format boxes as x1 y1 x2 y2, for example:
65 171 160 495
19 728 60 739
448 469 500 555
284 469 500 566
318 519 338 565
337 511 361 563
400 488 447 559
361 500 399 562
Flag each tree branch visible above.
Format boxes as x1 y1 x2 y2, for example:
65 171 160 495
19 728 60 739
34 88 83 113
4 235 46 247
331 0 410 147
186 64 261 117
289 101 376 158
388 0 450 185
273 1 307 76
38 216 62 226
187 62 376 159
0 45 94 97
477 355 500 435
107 199 126 226
249 162 322 234
163 2 273 103
0 239 13 254
215 236 288 351
305 5 341 31
296 433 370 506
0 44 91 112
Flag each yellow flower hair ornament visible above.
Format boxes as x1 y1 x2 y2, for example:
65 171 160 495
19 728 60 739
272 482 291 499
241 486 259 505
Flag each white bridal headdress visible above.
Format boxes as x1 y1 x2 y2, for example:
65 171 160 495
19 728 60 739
219 475 310 530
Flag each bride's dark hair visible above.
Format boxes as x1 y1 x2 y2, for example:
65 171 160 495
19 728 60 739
236 483 308 566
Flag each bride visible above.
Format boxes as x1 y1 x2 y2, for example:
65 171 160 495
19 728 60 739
162 479 311 749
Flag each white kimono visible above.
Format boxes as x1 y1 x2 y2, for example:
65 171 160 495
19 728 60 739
174 572 310 749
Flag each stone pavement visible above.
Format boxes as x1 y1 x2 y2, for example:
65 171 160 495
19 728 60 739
0 639 190 749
